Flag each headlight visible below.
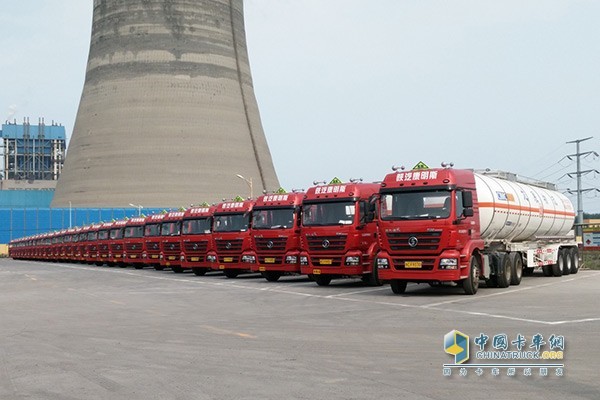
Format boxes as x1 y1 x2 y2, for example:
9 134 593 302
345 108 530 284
439 258 458 270
345 256 360 266
242 255 256 263
377 258 390 269
300 256 308 266
285 256 297 264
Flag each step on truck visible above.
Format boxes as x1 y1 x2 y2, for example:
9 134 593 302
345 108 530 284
143 214 166 270
180 206 216 276
299 179 381 286
123 217 147 269
376 165 579 295
212 199 254 278
245 192 305 282
159 211 185 272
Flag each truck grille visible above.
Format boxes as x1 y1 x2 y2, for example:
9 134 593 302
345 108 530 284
126 243 142 252
306 235 347 252
255 237 287 252
110 244 123 251
146 241 160 251
184 241 208 253
215 239 243 252
386 232 441 251
162 242 181 253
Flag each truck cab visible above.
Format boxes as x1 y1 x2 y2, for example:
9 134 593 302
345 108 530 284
159 211 185 272
85 224 101 265
108 219 128 267
245 192 304 282
299 181 381 286
212 200 254 278
123 217 146 269
143 214 166 269
375 167 483 294
181 206 216 276
97 222 114 266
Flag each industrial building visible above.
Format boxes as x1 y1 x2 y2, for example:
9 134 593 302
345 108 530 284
52 0 280 208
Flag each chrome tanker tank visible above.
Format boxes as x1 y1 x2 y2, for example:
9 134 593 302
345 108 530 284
474 171 575 242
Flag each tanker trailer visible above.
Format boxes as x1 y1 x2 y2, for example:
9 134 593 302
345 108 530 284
375 166 578 295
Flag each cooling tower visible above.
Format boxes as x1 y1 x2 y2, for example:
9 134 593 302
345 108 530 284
52 0 279 207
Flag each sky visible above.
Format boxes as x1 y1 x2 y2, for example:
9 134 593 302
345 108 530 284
1 1 600 211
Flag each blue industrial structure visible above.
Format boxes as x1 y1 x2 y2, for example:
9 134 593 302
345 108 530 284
1 207 165 244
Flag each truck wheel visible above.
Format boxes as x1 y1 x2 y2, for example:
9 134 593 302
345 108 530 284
314 275 332 286
561 248 571 276
542 265 552 276
509 253 523 286
223 270 240 279
364 261 383 286
192 268 208 276
552 249 563 277
462 256 480 295
496 254 511 288
390 280 407 294
570 248 579 274
134 265 143 270
262 271 282 282
154 265 165 271
172 266 184 274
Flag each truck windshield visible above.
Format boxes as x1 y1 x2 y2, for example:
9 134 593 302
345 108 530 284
98 230 110 240
182 218 212 235
110 228 123 239
161 222 181 236
144 223 161 237
302 201 356 226
88 231 98 241
252 208 295 229
124 226 143 238
213 213 250 232
380 190 451 220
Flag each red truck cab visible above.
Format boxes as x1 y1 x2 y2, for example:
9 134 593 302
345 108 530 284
159 211 185 272
109 220 128 267
246 192 304 282
299 181 381 286
375 167 482 294
85 224 101 265
181 206 216 276
97 222 113 266
143 214 166 269
212 200 254 278
123 217 146 269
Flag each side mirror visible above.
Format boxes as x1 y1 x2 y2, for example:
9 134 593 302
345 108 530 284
463 208 474 217
462 191 473 208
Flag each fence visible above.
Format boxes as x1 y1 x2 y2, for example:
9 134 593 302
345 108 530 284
0 208 165 244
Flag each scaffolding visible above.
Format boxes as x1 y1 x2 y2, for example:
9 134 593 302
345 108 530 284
1 118 66 182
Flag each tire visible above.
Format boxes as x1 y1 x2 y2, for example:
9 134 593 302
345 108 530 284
496 253 511 288
509 252 523 286
542 265 552 276
552 249 563 277
172 266 184 274
261 271 282 282
364 261 383 286
462 256 480 295
561 248 571 276
570 247 579 274
523 267 534 276
223 270 239 279
154 265 165 271
390 280 407 294
193 268 208 276
134 265 143 270
314 275 332 286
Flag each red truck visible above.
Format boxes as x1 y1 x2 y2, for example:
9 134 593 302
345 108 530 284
96 222 114 266
181 206 216 276
376 166 578 295
85 224 102 265
143 214 166 270
212 199 254 278
123 217 146 269
299 180 381 286
159 211 185 272
109 220 128 267
245 192 304 282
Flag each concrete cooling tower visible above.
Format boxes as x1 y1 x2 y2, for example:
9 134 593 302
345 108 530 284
52 0 279 207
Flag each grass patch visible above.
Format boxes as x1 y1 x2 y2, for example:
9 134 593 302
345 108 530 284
582 250 600 270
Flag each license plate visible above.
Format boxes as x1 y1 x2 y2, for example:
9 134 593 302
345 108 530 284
259 267 266 272
190 257 199 262
168 256 176 260
130 255 137 259
313 269 322 275
405 261 422 269
265 257 275 264
219 265 225 270
224 257 233 262
102 254 107 258
319 259 332 265
151 255 158 259
115 255 121 258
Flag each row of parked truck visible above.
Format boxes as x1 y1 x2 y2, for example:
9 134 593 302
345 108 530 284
9 165 580 295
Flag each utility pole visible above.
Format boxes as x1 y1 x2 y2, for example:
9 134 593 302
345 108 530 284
565 137 599 238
